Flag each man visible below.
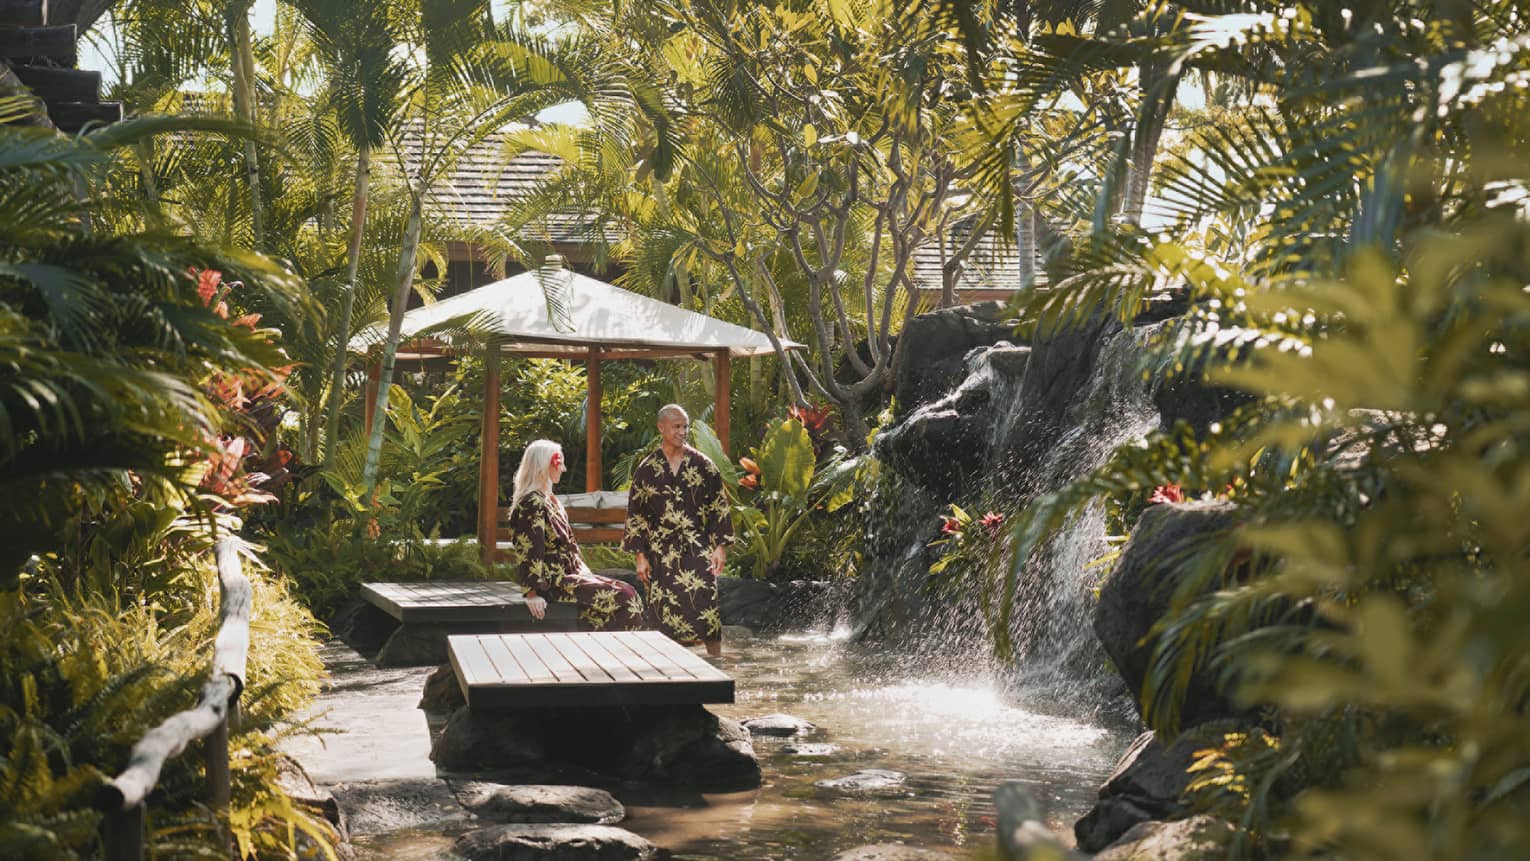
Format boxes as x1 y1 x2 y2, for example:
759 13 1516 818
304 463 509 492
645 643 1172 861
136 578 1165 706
622 404 733 655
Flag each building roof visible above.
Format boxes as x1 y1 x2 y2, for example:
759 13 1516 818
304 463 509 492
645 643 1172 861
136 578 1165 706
910 220 1033 295
352 267 799 358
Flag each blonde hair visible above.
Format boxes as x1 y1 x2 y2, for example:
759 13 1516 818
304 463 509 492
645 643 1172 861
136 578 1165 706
512 439 565 510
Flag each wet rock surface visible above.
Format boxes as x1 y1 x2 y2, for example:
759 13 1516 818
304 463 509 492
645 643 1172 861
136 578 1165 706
719 577 836 633
891 301 1017 414
458 784 625 825
453 823 667 861
780 742 841 757
815 769 908 795
1075 730 1205 852
419 662 465 712
829 844 958 861
1094 502 1242 726
1092 815 1235 861
329 778 474 836
742 713 817 737
433 704 760 791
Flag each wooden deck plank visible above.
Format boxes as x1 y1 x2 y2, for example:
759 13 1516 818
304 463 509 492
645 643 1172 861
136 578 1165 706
526 635 585 683
543 633 615 684
563 633 641 682
603 631 695 681
479 635 531 684
501 635 557 682
631 630 732 681
447 632 734 709
584 633 670 681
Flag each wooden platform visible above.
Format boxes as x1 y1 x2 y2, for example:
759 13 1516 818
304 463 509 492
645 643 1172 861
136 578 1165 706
449 631 734 709
361 580 578 625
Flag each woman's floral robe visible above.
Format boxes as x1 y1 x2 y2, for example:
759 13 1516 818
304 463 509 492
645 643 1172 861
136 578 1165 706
622 446 734 642
506 490 644 631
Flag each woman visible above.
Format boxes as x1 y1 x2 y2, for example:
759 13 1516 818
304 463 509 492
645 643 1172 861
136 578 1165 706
505 439 645 631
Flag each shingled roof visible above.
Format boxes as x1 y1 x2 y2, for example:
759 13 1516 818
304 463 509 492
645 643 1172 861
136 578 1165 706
911 218 1035 298
389 125 610 243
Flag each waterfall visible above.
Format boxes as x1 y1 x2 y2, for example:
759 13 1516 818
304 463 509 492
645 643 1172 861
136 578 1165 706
860 314 1170 712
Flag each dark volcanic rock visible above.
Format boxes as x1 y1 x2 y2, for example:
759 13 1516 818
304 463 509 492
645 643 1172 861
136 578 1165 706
453 823 665 860
433 705 759 791
815 769 908 795
741 713 816 737
419 663 466 712
829 845 957 860
1093 815 1235 861
332 597 399 655
329 778 473 837
1093 501 1242 726
780 742 840 757
719 577 835 633
891 301 1017 415
1074 731 1204 853
431 708 545 771
459 784 624 825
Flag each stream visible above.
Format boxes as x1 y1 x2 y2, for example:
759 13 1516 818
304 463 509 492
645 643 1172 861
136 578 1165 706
305 627 1131 860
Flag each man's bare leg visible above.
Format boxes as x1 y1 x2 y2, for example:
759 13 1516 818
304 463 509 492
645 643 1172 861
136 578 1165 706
704 638 722 657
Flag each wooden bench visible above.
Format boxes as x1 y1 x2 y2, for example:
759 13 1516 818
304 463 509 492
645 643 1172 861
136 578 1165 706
492 491 630 562
448 631 734 709
359 581 580 667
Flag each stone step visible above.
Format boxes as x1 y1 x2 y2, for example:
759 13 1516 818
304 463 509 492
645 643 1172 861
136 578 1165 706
0 24 75 64
48 99 119 133
11 63 97 102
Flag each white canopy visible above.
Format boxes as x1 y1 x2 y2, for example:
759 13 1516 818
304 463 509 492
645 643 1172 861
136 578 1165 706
352 268 799 357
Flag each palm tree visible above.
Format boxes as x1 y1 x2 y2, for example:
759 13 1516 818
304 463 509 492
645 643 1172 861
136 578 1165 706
0 105 304 575
292 0 410 462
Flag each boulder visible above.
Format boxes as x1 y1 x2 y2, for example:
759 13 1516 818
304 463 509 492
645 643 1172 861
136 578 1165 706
419 663 465 712
1092 816 1235 861
1074 731 1201 853
891 301 1017 415
829 845 957 861
815 769 908 795
459 784 624 825
741 713 817 737
329 778 474 837
1093 501 1242 727
453 823 666 861
432 704 759 791
780 742 840 757
719 577 835 633
331 598 399 656
431 708 545 771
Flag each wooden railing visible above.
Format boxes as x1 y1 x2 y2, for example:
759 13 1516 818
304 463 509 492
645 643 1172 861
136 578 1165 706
95 537 252 861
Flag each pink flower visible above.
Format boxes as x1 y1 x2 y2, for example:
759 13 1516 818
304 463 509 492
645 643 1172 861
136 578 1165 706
940 516 962 536
1148 484 1185 505
981 511 1005 537
196 269 222 306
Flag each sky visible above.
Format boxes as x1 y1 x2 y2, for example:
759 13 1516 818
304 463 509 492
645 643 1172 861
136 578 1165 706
80 0 588 124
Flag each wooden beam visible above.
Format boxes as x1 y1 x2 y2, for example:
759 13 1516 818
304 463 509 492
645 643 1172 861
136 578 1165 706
362 359 381 439
478 347 501 569
586 347 602 492
713 350 731 455
0 0 46 27
10 64 99 102
0 24 76 63
504 348 714 361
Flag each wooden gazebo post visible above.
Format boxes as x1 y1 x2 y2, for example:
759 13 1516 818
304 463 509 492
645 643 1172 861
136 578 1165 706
586 347 602 492
713 349 731 455
477 344 501 569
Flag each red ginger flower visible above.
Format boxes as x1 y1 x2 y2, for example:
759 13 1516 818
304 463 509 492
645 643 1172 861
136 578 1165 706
940 516 962 536
739 456 761 476
739 474 759 489
981 511 1006 537
1148 484 1185 504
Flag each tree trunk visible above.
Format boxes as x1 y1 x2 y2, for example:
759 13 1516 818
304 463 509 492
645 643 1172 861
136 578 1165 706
1017 202 1036 286
361 179 425 494
1121 60 1180 226
227 3 264 248
322 146 370 460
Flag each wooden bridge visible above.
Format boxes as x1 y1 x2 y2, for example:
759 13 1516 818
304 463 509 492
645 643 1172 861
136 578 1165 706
448 630 734 709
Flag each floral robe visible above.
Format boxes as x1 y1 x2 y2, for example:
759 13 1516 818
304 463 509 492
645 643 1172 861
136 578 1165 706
622 446 734 642
506 491 644 631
